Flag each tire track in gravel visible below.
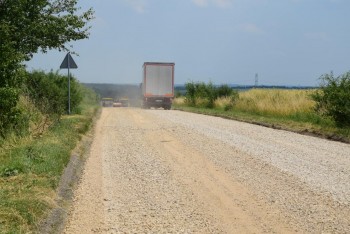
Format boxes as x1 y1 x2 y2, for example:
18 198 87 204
64 108 108 233
64 108 350 233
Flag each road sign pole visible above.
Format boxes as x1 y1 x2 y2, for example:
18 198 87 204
68 53 71 115
60 52 78 115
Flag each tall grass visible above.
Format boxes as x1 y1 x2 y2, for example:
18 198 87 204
217 89 316 116
0 84 99 233
174 88 350 140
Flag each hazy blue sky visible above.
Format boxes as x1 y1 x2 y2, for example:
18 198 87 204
26 0 350 86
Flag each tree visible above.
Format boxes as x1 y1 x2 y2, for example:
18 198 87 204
0 0 93 136
0 0 93 59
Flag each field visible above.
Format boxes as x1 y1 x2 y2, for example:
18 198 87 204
173 88 350 142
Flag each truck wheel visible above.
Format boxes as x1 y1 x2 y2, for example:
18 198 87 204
142 102 148 109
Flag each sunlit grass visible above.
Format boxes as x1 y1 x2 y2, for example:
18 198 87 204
179 89 316 117
172 96 185 106
234 89 316 116
173 88 350 141
0 85 99 233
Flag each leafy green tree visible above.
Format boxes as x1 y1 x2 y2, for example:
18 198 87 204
0 0 93 59
312 72 350 127
0 0 93 136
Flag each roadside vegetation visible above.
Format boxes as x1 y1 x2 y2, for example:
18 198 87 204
0 70 99 233
0 1 95 232
174 73 350 142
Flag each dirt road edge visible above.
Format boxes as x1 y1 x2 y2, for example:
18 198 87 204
173 107 350 144
38 109 101 234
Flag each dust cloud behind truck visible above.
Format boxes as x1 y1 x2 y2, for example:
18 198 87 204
141 62 175 109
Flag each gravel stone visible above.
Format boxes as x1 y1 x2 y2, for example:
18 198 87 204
64 108 350 234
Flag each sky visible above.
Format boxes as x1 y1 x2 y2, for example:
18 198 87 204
26 0 350 86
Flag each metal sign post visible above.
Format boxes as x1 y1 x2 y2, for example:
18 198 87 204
60 52 78 115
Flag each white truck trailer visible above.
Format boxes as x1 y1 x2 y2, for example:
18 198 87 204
141 62 175 110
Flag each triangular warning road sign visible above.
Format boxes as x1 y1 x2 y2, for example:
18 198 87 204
60 53 78 69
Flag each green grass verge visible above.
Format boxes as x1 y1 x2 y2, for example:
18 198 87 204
0 87 99 233
173 104 350 143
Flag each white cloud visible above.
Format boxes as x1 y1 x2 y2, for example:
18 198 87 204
192 0 233 8
240 23 264 34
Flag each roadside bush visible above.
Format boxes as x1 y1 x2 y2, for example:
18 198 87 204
312 72 350 126
17 70 83 137
0 65 27 137
193 82 217 108
0 87 30 138
25 71 66 117
216 84 233 98
185 82 196 106
224 92 239 111
185 81 238 109
25 70 82 115
52 72 82 114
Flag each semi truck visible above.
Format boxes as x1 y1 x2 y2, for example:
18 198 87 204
141 62 175 110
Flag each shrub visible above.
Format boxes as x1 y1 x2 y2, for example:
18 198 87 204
52 72 82 114
0 87 27 137
193 82 217 108
185 82 196 106
25 71 66 117
25 70 82 115
224 92 239 111
312 72 350 126
185 81 234 108
216 84 233 98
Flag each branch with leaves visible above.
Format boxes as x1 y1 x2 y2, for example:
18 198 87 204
0 0 94 137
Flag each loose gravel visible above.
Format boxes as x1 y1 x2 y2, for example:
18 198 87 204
64 108 350 233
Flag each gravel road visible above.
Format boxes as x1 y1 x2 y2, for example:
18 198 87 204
64 108 350 233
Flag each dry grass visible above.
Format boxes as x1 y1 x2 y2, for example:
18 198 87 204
173 96 185 105
176 89 316 116
173 89 350 141
230 89 315 116
214 96 232 109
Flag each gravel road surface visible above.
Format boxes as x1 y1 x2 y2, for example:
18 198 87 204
64 108 350 233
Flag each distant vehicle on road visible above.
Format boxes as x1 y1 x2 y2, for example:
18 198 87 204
112 97 129 107
119 97 129 107
101 98 114 107
113 102 122 107
141 62 175 110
